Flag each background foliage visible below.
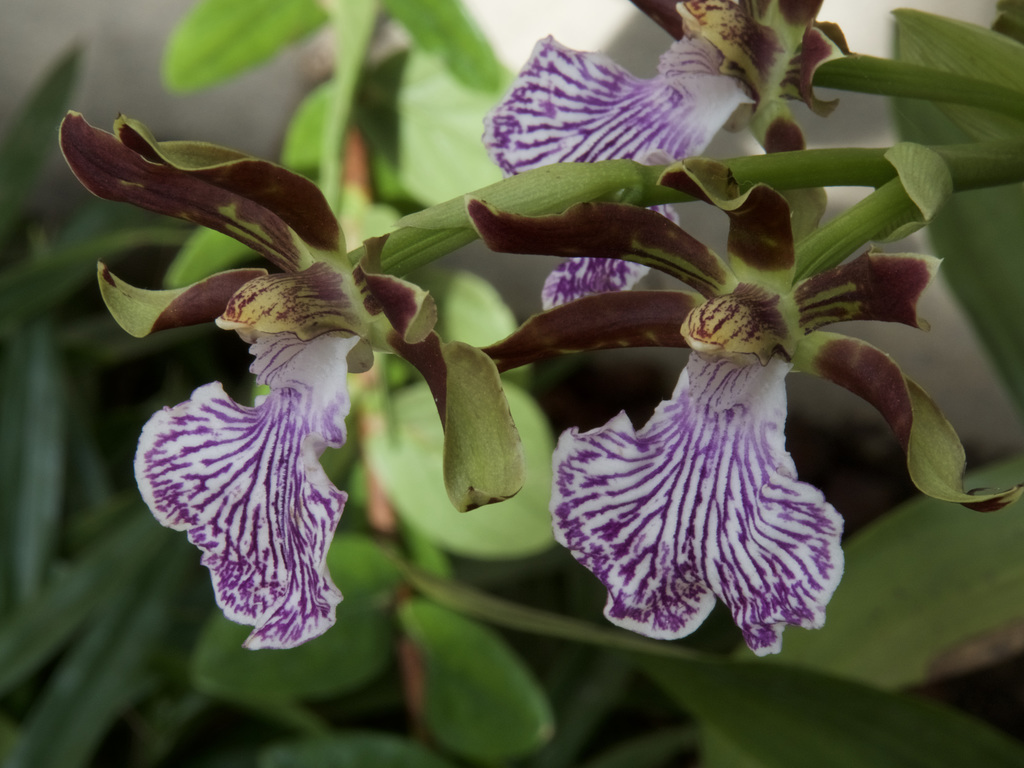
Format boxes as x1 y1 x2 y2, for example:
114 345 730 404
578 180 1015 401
3 1 1024 766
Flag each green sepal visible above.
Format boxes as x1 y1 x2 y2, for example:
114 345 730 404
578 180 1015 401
794 250 939 332
484 290 699 372
659 159 794 291
874 143 952 241
390 333 525 512
794 331 1024 511
97 263 267 337
441 342 524 511
467 197 735 299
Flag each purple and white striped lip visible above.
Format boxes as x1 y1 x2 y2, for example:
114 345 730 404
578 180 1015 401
483 35 751 307
542 257 651 310
550 353 843 655
135 332 359 649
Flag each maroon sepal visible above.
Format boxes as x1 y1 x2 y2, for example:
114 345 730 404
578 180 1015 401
60 113 337 272
114 119 340 254
355 236 437 344
795 252 936 332
484 291 699 372
659 161 795 275
628 0 685 39
468 198 732 299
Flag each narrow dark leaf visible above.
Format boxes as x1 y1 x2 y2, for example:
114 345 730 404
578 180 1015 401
0 48 79 244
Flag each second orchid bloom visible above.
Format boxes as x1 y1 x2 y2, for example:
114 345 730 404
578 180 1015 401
471 158 1022 655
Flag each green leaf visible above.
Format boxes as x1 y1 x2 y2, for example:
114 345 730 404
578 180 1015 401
640 656 1024 768
895 97 1024 419
0 225 187 335
164 226 259 288
701 723 768 768
282 83 331 174
191 534 401 702
0 715 17 763
259 731 460 768
380 0 503 91
0 48 79 245
995 0 1024 44
895 9 1024 140
4 534 189 768
367 378 553 557
0 512 164 698
0 322 66 609
579 728 698 768
416 268 518 348
361 49 507 206
399 598 554 761
764 455 1024 688
162 0 327 92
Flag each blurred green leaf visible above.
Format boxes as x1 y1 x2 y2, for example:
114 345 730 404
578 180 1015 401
0 322 65 608
191 534 401 701
416 268 518 347
578 728 698 768
995 0 1024 44
4 534 189 768
0 512 165 698
164 226 258 288
162 0 327 92
701 723 770 768
282 83 331 174
361 49 507 206
0 225 187 335
399 598 554 761
0 48 78 245
367 379 553 558
0 715 17 763
765 455 1024 688
894 97 1024 419
380 0 503 91
895 9 1024 140
259 731 460 768
641 656 1024 768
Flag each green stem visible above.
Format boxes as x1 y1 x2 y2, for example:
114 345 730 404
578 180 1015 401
814 56 1024 124
794 178 917 279
401 561 712 663
366 140 1024 277
320 0 376 219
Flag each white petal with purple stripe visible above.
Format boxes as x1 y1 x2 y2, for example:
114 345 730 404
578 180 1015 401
485 36 750 307
135 332 358 649
484 36 749 174
550 354 843 655
541 258 650 310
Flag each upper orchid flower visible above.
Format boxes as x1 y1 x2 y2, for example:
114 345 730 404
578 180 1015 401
482 0 845 309
60 113 526 648
469 158 1023 655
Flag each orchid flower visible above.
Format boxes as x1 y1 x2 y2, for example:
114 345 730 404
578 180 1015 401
483 0 845 309
60 113 525 648
469 159 1023 655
